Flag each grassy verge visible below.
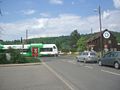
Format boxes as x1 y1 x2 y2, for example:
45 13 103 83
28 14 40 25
0 48 42 64
24 57 41 63
0 53 41 64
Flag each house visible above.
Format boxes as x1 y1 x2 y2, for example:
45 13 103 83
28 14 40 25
87 29 118 52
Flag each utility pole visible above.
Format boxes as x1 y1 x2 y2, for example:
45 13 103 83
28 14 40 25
0 1 3 36
0 1 2 16
98 5 103 57
21 37 24 54
90 28 93 51
26 29 28 44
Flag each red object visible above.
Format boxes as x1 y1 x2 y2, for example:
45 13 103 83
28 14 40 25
104 44 108 48
32 47 38 57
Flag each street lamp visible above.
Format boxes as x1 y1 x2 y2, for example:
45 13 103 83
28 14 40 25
95 5 103 57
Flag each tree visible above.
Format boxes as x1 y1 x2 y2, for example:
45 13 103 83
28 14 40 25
61 42 71 52
77 37 87 52
70 30 80 51
70 30 80 44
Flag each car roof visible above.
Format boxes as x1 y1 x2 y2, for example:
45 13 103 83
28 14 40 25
108 51 120 53
83 51 96 53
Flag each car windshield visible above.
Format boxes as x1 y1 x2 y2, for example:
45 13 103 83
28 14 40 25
90 52 96 56
118 52 120 57
82 52 88 55
115 52 120 57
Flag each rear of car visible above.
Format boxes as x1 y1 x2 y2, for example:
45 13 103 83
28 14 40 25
76 51 98 63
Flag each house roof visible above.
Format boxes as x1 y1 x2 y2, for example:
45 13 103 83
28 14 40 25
87 29 115 43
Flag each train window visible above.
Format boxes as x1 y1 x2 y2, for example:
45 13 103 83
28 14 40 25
53 46 56 49
41 48 52 52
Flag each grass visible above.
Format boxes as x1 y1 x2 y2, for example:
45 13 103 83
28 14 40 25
23 57 41 63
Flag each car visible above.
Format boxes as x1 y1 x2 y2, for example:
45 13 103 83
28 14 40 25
98 51 120 69
76 51 98 63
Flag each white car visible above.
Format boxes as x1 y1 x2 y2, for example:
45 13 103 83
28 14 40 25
76 51 98 63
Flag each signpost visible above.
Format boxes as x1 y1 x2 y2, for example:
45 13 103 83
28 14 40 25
103 31 111 39
103 30 111 52
32 47 38 57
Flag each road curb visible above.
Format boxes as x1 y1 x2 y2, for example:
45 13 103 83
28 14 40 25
0 63 42 67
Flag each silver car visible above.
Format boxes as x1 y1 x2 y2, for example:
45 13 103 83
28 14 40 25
76 51 98 63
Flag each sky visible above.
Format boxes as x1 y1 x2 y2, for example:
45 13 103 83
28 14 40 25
0 0 120 40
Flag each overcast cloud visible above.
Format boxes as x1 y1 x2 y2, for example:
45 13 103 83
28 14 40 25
0 9 120 40
49 0 63 5
113 0 120 9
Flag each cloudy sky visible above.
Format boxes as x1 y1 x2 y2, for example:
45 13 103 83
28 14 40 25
0 0 120 40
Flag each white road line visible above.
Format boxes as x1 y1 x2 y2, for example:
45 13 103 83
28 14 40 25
43 62 75 90
68 61 76 64
78 63 84 66
62 60 76 65
101 69 120 76
84 66 93 69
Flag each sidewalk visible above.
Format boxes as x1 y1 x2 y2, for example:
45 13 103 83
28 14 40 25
0 62 41 67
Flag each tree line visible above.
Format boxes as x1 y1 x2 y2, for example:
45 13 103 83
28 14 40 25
1 30 120 52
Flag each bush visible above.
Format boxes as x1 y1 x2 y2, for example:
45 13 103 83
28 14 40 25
5 48 26 63
0 48 41 64
24 57 41 63
0 53 8 64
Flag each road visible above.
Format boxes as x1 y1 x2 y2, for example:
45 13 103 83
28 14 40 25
0 55 120 90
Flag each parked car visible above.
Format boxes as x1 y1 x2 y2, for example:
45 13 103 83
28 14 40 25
76 51 98 63
98 51 120 69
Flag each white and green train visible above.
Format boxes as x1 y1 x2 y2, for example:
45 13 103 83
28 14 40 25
0 43 58 57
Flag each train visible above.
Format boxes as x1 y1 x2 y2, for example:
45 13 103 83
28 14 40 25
0 43 58 57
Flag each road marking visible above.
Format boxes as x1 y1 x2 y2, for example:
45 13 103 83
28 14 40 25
62 60 76 65
84 66 93 69
101 69 120 76
43 62 75 90
68 61 76 64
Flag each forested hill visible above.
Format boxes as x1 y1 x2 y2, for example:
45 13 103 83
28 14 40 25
28 36 71 50
1 31 120 45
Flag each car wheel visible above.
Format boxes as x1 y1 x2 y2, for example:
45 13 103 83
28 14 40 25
84 60 87 63
114 62 120 69
98 61 102 66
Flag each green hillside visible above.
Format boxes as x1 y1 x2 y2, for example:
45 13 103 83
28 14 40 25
1 30 120 52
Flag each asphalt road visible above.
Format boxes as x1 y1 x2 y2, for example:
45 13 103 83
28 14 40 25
0 55 120 90
42 55 120 90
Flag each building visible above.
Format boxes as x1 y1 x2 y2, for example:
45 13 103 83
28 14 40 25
87 29 118 52
117 43 120 51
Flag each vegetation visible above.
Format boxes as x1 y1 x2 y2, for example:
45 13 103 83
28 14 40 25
77 37 87 52
0 48 41 64
0 30 120 53
70 30 80 52
111 31 120 43
0 53 7 64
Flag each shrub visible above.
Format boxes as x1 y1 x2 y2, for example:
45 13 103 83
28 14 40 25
0 48 41 64
0 53 8 64
5 48 26 63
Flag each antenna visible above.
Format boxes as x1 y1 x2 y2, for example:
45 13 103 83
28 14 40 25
91 28 93 34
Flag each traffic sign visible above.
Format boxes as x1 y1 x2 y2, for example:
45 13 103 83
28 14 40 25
103 31 110 39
